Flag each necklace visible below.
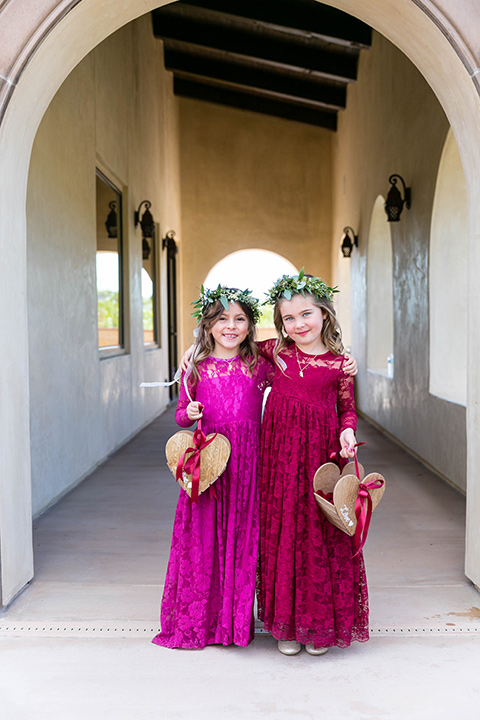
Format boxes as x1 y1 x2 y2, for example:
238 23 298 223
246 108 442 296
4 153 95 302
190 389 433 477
295 347 320 377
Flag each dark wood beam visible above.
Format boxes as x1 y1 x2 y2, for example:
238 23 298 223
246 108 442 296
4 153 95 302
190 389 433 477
152 5 360 82
173 76 338 130
164 46 347 109
169 1 372 48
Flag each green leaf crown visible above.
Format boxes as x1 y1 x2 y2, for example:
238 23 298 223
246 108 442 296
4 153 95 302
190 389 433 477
191 285 262 324
264 268 338 305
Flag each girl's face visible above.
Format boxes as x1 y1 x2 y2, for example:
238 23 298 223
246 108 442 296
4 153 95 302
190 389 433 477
279 294 326 352
210 301 249 358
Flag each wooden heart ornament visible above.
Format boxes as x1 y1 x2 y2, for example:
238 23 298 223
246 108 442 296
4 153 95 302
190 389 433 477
165 429 231 500
313 461 385 537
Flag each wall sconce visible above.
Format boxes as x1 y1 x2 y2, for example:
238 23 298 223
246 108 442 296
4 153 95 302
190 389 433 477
384 174 411 222
162 229 177 256
142 238 151 261
134 200 155 238
105 201 117 238
341 226 358 258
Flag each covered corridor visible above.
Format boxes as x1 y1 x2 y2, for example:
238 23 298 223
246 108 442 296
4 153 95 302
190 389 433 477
0 408 479 718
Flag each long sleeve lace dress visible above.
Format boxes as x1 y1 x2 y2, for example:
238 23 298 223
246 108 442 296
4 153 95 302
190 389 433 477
152 354 273 649
257 339 369 649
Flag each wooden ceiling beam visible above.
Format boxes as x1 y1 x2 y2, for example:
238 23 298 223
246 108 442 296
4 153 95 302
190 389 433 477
152 6 360 82
164 46 347 109
178 0 372 48
173 76 338 130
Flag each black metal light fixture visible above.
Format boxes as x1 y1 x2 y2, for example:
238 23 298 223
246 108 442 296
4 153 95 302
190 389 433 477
105 201 117 238
134 200 155 238
341 226 358 258
142 238 151 261
384 174 411 222
162 229 177 256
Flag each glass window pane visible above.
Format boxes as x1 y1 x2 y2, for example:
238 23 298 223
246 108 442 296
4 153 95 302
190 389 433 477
96 172 123 349
142 235 157 346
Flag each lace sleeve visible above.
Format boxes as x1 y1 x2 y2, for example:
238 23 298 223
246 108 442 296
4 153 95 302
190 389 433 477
337 370 357 435
257 338 277 361
257 355 275 388
174 372 197 428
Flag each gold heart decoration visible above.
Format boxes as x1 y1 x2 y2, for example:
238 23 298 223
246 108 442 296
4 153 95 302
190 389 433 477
165 430 231 498
313 461 385 536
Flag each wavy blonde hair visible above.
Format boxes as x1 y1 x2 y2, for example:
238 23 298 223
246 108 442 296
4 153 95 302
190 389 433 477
189 296 259 382
273 292 344 365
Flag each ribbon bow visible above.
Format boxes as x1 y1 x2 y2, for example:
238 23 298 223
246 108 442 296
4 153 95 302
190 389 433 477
351 443 384 556
175 419 218 504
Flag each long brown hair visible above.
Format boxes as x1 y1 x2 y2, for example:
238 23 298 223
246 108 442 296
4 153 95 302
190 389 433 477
190 296 259 382
273 292 344 365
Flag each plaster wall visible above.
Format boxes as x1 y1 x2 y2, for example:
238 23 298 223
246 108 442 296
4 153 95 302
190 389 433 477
332 32 466 491
26 16 181 516
177 99 333 349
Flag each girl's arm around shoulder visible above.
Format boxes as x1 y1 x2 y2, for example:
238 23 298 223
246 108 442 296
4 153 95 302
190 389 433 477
343 353 357 376
256 337 277 361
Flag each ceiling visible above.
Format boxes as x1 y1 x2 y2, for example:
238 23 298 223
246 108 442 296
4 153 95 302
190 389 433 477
151 0 372 130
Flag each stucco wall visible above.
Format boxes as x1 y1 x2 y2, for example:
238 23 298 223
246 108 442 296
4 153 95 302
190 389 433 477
332 32 466 491
177 99 333 349
26 16 181 516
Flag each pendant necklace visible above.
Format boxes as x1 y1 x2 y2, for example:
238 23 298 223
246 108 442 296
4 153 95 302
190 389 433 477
295 347 320 378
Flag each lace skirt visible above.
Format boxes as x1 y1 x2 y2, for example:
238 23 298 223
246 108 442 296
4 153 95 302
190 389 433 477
257 391 369 648
153 421 260 648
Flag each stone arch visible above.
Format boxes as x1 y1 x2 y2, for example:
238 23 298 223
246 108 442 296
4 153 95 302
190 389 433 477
1 0 480 604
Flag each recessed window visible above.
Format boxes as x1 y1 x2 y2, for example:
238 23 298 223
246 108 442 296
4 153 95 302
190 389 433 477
142 234 158 346
96 171 124 351
367 196 394 376
429 129 467 405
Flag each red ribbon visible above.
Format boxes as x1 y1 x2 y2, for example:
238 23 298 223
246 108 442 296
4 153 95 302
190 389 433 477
176 419 218 504
351 443 384 556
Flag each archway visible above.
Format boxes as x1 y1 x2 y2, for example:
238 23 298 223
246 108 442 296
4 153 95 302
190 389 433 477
1 0 480 606
204 249 298 340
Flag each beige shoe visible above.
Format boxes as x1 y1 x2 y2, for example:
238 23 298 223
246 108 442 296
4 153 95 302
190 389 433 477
277 640 301 655
305 644 329 656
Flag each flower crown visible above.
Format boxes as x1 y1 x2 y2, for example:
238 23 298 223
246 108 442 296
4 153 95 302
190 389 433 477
191 285 262 323
264 268 337 305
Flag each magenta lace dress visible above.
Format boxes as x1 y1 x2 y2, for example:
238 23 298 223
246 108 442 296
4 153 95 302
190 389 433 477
152 355 273 649
257 339 369 649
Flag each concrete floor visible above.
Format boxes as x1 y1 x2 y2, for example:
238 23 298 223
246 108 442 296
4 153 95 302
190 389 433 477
1 408 479 719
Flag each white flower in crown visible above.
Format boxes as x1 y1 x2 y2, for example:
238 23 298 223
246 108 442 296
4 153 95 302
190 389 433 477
191 285 262 323
264 267 338 305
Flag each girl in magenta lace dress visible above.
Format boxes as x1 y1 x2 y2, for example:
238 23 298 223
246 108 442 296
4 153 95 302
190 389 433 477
257 272 369 655
152 288 272 649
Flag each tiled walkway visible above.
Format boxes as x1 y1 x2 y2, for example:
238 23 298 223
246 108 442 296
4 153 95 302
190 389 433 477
1 408 479 719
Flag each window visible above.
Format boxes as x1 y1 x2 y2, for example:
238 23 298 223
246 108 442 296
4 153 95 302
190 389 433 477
429 129 467 405
142 232 158 346
96 171 124 351
367 196 394 376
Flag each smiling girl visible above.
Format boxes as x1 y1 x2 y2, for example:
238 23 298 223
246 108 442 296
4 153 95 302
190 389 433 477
152 287 274 649
256 271 368 656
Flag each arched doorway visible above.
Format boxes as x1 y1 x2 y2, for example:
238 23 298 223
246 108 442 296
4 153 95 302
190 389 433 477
1 0 480 606
204 249 298 340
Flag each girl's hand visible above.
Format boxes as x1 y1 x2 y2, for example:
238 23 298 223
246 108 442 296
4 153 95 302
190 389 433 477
343 354 358 376
180 345 194 373
339 428 356 458
186 401 203 421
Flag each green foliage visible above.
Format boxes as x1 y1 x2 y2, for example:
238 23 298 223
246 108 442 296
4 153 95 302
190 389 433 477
143 297 154 330
264 267 338 306
98 290 119 328
257 303 274 328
